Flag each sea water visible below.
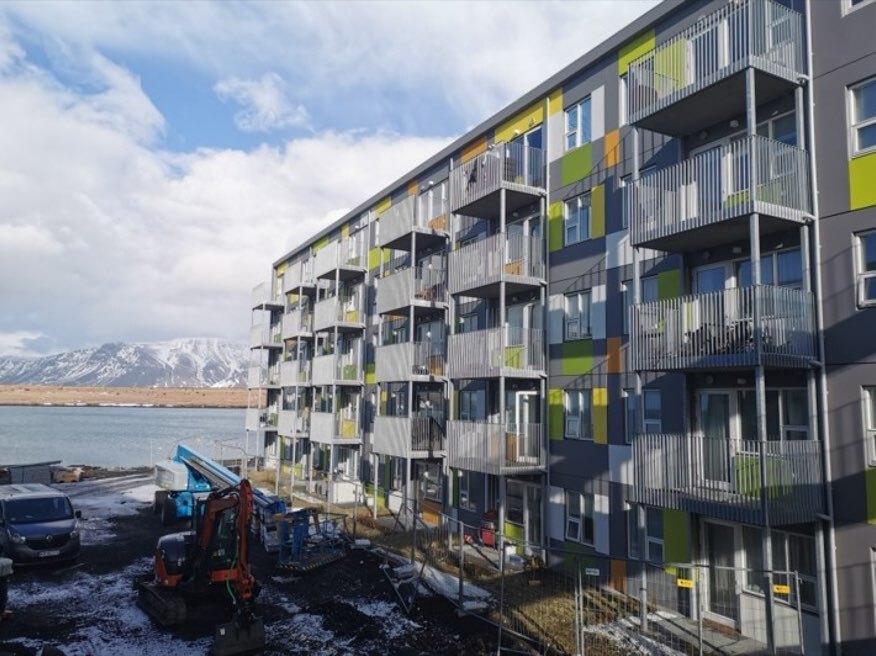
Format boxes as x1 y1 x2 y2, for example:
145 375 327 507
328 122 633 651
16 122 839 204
0 405 246 467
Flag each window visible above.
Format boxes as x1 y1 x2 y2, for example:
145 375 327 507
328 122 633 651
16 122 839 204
564 291 591 340
642 276 658 303
565 491 594 544
565 390 592 440
865 388 876 461
627 505 663 561
756 111 797 147
564 193 591 246
620 174 631 229
623 390 661 444
458 311 479 333
619 74 628 127
850 77 876 156
856 231 876 306
457 470 475 511
744 527 817 610
565 97 592 151
621 281 632 334
846 0 876 11
459 390 483 421
624 390 636 444
736 248 802 289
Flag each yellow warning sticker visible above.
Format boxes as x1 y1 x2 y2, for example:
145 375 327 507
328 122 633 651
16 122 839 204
772 584 791 595
676 578 694 589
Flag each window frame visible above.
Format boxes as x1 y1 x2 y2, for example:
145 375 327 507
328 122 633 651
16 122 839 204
844 0 876 16
564 97 592 152
565 490 594 545
865 387 876 465
564 389 592 441
563 192 592 246
618 74 628 127
855 230 876 308
564 290 592 341
849 76 876 157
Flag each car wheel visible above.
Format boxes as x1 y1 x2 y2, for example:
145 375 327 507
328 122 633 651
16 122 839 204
160 497 176 526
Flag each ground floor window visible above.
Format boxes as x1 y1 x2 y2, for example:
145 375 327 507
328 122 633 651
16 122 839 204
742 526 816 610
416 461 442 502
506 480 542 544
457 470 475 511
627 505 663 562
565 491 594 545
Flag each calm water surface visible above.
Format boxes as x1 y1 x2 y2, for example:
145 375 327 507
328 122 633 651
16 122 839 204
0 406 246 467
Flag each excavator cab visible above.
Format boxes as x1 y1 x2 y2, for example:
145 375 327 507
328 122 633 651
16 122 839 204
137 480 265 655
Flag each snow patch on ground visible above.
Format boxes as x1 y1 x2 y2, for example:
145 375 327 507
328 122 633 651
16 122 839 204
59 477 159 544
344 598 421 640
420 562 491 600
584 617 686 656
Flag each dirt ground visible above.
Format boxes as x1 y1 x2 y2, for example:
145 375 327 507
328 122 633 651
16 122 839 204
0 385 250 408
0 475 499 656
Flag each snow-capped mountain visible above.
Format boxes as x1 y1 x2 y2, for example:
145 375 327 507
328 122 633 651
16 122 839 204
0 338 249 388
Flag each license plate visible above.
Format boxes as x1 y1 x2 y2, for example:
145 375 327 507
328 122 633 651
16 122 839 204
38 549 60 558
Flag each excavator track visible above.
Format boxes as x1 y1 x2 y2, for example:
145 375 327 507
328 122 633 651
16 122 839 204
136 581 187 627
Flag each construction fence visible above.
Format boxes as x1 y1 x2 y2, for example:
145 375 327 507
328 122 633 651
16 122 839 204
331 498 813 656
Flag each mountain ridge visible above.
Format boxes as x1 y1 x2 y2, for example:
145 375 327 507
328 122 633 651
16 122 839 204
0 338 249 388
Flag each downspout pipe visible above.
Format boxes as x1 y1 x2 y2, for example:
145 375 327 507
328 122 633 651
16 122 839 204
803 0 841 651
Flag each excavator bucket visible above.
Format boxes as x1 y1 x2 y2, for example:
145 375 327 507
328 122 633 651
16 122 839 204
212 614 265 656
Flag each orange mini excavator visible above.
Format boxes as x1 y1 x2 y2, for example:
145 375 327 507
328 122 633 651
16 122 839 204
136 479 265 656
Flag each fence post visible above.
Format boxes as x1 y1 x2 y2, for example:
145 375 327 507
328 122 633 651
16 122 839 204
458 520 465 614
795 571 805 655
352 482 358 538
696 564 704 656
576 557 585 656
411 499 418 565
638 507 649 634
496 535 506 656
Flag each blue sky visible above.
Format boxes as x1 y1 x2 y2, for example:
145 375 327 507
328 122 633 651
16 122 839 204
0 0 659 356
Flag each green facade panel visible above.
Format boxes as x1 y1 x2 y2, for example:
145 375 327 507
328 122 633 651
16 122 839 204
561 143 593 187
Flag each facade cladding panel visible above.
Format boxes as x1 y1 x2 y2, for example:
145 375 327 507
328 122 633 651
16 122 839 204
246 1 875 653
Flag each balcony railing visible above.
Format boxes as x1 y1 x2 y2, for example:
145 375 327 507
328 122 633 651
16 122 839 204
632 433 824 525
251 281 284 308
282 260 314 292
628 0 804 125
245 406 278 431
278 409 309 436
247 366 280 388
310 411 361 444
372 415 446 458
448 327 544 379
631 136 810 249
280 359 310 386
631 285 816 371
378 195 450 248
375 341 446 382
377 267 447 314
281 309 312 339
249 322 283 348
313 237 367 279
449 233 544 296
312 353 362 386
447 421 545 476
313 292 365 332
450 142 545 212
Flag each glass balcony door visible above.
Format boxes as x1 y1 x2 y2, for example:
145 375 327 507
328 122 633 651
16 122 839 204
699 391 733 487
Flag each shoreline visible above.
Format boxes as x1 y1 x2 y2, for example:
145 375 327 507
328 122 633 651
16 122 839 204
0 384 253 409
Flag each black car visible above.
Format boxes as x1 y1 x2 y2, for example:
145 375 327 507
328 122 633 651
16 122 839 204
0 484 81 564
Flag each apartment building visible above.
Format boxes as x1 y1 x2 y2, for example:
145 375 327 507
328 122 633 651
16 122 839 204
248 0 876 652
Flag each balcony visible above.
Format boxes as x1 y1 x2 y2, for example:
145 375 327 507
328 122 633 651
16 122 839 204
250 322 283 349
632 433 824 525
448 233 544 297
630 136 810 252
282 261 315 293
280 359 310 387
447 421 545 476
377 267 447 315
310 411 362 445
372 416 446 458
450 142 545 217
247 365 280 389
628 0 805 136
311 354 362 386
378 195 449 251
630 285 817 371
448 327 544 379
313 294 365 333
375 342 445 382
278 409 309 437
251 281 284 310
313 238 367 281
245 407 278 432
281 308 312 340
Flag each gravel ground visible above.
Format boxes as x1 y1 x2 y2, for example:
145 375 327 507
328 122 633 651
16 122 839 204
0 474 499 656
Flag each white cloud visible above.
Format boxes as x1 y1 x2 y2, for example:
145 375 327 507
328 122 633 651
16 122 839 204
214 72 310 133
0 331 46 358
0 41 452 353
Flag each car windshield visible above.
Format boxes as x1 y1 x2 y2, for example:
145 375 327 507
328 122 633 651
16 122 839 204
5 497 73 524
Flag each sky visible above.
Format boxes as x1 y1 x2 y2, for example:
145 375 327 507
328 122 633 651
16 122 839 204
0 0 659 357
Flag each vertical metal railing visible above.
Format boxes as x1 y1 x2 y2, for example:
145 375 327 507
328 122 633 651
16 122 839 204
632 432 824 524
631 285 816 370
628 0 804 123
447 421 545 475
449 143 545 211
412 266 447 304
447 327 545 378
631 136 810 246
448 233 544 294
